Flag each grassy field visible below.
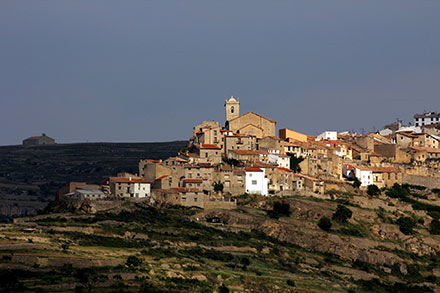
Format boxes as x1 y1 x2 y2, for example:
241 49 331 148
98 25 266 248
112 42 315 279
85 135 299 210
1 187 439 292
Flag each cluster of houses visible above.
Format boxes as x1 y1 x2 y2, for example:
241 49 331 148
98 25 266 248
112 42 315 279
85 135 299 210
58 98 440 210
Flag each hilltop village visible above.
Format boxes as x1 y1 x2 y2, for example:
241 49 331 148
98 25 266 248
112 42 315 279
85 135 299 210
58 97 440 209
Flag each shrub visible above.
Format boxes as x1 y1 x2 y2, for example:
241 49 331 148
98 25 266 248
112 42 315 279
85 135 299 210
386 183 410 199
367 184 380 196
286 279 295 287
352 178 361 188
397 217 416 235
213 182 224 193
219 283 230 293
432 188 440 195
126 255 142 267
430 219 440 235
318 217 332 231
332 205 352 223
267 202 291 219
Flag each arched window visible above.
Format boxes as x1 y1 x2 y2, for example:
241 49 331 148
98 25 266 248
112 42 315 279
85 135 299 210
231 106 234 113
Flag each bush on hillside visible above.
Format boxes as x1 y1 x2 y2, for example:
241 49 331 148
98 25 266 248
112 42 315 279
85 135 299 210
352 178 361 188
332 205 352 223
267 202 291 219
367 184 380 196
430 219 440 235
397 217 416 235
318 217 332 231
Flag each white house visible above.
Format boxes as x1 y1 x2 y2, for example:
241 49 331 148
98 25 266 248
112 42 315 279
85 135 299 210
317 131 338 141
354 166 373 187
133 181 151 198
265 149 290 169
414 112 440 127
245 167 268 196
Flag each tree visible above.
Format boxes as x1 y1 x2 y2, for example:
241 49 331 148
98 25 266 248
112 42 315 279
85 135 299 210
267 202 291 219
61 243 70 252
287 153 304 173
126 255 142 267
219 284 230 293
75 268 107 293
240 256 251 270
352 177 361 188
318 216 332 231
367 184 380 196
332 205 352 223
213 182 224 193
397 217 416 235
429 219 440 235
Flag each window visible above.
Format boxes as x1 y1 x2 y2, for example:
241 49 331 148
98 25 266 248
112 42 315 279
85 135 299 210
252 180 257 185
231 106 234 113
214 130 217 136
194 198 197 202
182 197 186 202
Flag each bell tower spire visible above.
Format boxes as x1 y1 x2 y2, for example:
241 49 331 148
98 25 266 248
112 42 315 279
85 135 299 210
225 96 240 124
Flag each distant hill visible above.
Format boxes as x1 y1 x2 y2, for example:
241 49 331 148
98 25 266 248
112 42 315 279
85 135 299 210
0 141 188 217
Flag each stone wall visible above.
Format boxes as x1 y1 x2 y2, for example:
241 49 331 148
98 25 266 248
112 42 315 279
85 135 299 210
402 174 440 189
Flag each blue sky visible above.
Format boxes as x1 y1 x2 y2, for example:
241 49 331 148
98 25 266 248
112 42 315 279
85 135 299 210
1 1 439 145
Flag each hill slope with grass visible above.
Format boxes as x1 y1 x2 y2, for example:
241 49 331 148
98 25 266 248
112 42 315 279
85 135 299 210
1 184 440 292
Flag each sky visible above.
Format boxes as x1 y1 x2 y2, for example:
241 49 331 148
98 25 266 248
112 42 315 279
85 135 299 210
1 1 439 145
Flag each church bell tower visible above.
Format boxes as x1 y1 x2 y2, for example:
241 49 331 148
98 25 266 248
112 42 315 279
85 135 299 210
225 96 240 124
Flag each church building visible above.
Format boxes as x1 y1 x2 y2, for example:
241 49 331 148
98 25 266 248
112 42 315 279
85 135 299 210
225 96 276 139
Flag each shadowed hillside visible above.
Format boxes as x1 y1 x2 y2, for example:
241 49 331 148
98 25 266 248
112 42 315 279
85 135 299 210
0 141 188 217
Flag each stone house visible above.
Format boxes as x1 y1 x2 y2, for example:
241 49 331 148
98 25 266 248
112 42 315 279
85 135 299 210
152 188 236 210
192 124 223 148
184 164 214 191
196 144 222 165
57 182 101 199
294 174 324 194
292 174 304 191
257 136 283 153
409 147 440 162
23 133 55 147
412 133 440 149
228 150 260 163
396 132 417 148
213 166 246 195
370 167 402 188
224 133 256 155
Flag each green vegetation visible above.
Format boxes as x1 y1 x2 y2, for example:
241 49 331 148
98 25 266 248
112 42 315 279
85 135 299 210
352 177 361 188
367 184 380 196
318 216 332 231
430 219 440 235
267 201 291 219
332 204 352 223
397 217 416 235
213 181 224 193
287 153 304 173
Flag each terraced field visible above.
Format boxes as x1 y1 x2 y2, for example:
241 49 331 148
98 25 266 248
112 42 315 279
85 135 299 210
1 188 440 292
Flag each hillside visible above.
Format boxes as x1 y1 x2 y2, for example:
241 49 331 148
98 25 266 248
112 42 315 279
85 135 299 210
1 185 440 292
0 141 188 218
